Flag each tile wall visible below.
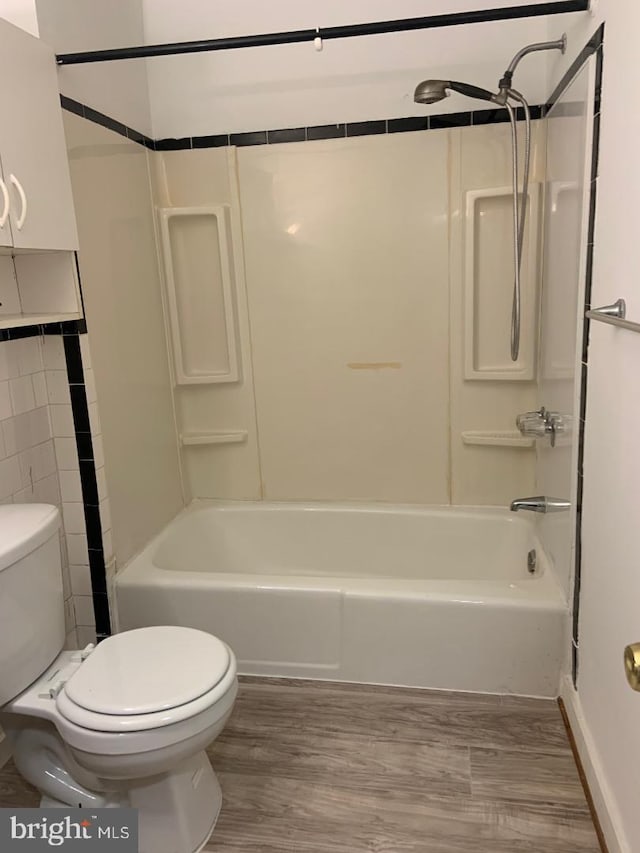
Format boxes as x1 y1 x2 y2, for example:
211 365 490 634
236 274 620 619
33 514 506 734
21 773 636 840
0 331 110 648
0 335 74 644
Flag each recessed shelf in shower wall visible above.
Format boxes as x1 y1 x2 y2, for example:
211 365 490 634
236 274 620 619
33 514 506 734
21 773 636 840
461 430 534 448
464 183 541 381
158 205 240 385
180 430 248 447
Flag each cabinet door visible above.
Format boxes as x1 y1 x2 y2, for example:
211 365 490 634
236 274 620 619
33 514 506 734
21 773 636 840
0 19 78 251
0 158 13 248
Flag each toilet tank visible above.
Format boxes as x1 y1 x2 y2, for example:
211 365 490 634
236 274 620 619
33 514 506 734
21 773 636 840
0 505 65 706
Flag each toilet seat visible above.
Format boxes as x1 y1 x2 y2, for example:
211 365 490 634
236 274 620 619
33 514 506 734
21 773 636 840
55 657 238 756
4 627 238 755
57 626 233 733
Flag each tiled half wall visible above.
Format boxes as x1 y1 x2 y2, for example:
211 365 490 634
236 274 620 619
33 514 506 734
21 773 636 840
0 328 112 646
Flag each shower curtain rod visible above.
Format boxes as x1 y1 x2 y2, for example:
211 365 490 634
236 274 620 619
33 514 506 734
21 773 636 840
56 1 588 65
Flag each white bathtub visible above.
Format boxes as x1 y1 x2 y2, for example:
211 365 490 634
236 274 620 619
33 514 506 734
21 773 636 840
116 501 567 696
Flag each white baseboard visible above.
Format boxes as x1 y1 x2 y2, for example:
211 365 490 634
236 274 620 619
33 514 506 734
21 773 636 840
560 676 629 853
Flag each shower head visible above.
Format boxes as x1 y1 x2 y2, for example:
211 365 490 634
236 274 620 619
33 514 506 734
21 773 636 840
413 79 497 105
413 79 450 105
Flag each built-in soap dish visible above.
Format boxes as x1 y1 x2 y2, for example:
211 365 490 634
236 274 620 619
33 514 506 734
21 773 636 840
461 430 534 448
180 431 248 447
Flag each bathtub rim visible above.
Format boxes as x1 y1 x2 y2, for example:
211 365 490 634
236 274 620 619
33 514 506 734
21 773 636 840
116 499 567 611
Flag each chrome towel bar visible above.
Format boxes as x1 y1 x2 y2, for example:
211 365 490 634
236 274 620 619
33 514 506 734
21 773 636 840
586 299 640 333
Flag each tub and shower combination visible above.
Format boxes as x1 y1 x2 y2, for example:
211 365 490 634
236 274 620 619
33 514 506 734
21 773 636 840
116 502 566 697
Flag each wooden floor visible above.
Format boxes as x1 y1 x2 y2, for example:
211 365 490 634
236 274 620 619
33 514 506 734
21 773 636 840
0 677 601 852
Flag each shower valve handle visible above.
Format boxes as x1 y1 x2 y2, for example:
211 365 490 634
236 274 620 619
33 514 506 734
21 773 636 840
516 407 568 448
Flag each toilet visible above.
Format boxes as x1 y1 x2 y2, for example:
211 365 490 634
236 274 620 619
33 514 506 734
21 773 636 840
0 504 238 853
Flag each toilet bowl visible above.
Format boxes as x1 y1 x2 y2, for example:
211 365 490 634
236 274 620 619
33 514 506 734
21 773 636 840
0 505 239 853
3 626 238 853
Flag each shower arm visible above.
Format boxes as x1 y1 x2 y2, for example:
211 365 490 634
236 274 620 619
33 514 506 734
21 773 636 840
494 34 567 104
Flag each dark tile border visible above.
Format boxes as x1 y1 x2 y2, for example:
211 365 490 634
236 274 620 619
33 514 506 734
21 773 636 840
154 137 192 151
388 117 427 134
0 322 111 637
267 127 306 144
60 94 155 149
0 318 88 343
229 131 267 147
2 249 116 641
565 27 605 688
429 112 471 130
192 134 230 149
547 23 605 110
63 332 111 640
306 124 346 140
346 120 386 137
61 96 547 152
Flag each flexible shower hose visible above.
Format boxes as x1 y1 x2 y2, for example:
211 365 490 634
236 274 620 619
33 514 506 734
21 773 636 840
505 91 531 362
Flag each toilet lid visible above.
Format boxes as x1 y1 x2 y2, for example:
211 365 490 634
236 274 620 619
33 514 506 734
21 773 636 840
63 626 230 716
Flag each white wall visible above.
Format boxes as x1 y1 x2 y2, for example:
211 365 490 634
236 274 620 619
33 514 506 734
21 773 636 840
239 131 451 503
28 2 588 140
36 0 152 136
153 121 543 505
142 0 578 138
0 0 38 35
63 112 183 568
550 3 640 852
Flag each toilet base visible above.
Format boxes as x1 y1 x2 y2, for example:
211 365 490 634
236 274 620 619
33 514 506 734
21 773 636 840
130 751 221 853
40 751 221 853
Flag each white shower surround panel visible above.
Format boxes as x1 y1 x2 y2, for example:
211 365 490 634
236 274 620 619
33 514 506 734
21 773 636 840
116 501 566 697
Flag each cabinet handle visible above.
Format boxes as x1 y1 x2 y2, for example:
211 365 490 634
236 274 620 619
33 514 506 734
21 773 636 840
9 174 27 230
0 178 8 228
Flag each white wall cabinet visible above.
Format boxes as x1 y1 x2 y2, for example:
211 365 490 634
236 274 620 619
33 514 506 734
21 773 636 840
0 17 82 328
0 18 78 251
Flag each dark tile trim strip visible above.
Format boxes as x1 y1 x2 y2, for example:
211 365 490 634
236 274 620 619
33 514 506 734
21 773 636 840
61 97 547 152
230 131 267 147
306 124 346 140
267 127 306 144
83 105 128 138
192 134 230 149
471 104 545 125
430 111 471 130
547 23 605 110
60 94 155 149
0 319 88 342
571 28 604 689
387 117 427 134
346 120 386 137
154 137 192 151
62 332 111 639
60 95 85 118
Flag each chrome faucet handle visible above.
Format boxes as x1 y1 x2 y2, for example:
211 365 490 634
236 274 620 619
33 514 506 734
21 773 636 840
515 407 570 448
516 409 549 439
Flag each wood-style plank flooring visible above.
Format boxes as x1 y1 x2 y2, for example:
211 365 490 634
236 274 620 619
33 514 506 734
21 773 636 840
0 677 601 852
